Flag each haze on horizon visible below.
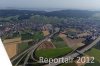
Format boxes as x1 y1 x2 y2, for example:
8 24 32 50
0 0 100 11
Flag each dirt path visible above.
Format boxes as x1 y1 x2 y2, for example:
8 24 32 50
59 33 85 49
37 40 56 50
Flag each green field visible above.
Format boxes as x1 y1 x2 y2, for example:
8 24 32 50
53 36 64 41
53 41 67 48
18 42 29 53
21 31 43 41
35 47 72 58
85 60 100 66
86 48 100 62
52 36 67 48
32 31 44 41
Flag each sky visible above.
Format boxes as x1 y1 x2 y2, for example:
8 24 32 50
0 0 100 11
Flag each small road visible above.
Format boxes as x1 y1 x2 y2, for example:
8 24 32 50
44 36 100 66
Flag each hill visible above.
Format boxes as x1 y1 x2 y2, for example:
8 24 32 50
0 9 97 18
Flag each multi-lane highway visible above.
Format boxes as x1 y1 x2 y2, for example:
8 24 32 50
44 36 100 66
11 28 60 66
11 27 100 66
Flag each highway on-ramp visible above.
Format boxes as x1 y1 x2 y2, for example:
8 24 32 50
11 28 60 66
44 36 100 66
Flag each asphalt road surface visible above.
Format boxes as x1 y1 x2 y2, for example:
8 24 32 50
44 36 100 66
11 28 60 66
